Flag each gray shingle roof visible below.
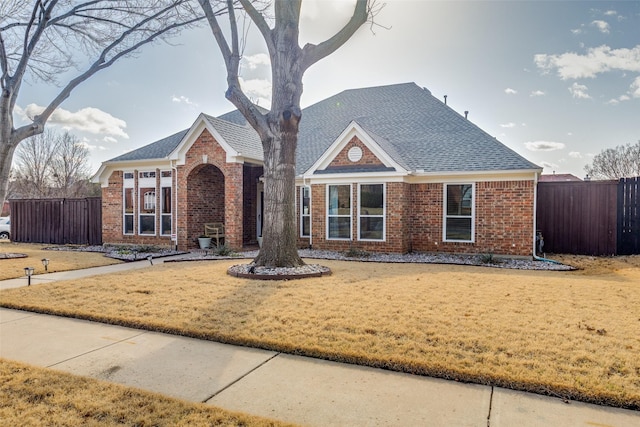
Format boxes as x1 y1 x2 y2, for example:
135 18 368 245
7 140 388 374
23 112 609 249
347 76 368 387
105 82 539 175
296 82 540 174
202 114 263 161
108 129 188 162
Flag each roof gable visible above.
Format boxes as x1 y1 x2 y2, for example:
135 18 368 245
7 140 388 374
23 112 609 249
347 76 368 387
305 121 408 176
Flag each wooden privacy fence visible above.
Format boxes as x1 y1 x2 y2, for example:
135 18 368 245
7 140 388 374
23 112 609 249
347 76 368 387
9 198 102 245
536 177 639 255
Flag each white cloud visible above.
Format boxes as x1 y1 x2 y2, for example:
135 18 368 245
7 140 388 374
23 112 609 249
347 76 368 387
500 122 516 128
242 53 270 70
568 151 583 159
171 95 198 106
530 90 545 97
504 88 517 95
21 104 128 138
571 28 583 35
534 44 640 79
604 10 617 16
569 82 591 99
591 20 610 34
524 141 566 151
239 77 272 107
630 76 640 98
103 136 117 144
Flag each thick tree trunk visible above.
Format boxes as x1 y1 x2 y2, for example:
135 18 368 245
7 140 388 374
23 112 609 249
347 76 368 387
254 127 304 268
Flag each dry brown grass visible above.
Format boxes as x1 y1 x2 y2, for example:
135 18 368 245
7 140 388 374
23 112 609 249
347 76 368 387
1 255 639 410
0 359 292 426
0 242 121 280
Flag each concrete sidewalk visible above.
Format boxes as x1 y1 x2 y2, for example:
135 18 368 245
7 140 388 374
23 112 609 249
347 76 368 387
1 259 639 426
1 309 638 426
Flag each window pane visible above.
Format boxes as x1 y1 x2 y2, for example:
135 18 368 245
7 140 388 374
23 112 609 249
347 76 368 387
329 185 350 215
140 188 155 213
161 187 171 214
124 215 134 234
360 217 383 240
329 217 351 239
139 215 155 234
360 184 383 214
161 215 171 235
124 189 133 213
446 218 472 241
302 217 310 237
447 184 472 216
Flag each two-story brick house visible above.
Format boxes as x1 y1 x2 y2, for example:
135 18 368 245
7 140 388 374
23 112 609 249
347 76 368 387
92 82 542 256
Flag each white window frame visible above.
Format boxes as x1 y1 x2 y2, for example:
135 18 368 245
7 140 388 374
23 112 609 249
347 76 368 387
160 170 172 236
443 183 475 243
123 172 135 235
326 184 352 240
138 171 157 236
300 185 311 238
357 183 386 241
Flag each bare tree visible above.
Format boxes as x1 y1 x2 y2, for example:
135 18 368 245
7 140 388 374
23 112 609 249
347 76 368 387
0 0 234 209
11 129 94 198
585 140 640 180
11 129 57 198
198 0 373 267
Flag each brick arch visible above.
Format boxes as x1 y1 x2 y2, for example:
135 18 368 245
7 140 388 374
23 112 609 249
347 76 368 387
186 163 225 246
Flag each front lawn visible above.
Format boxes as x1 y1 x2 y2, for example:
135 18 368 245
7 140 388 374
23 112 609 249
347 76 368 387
1 255 639 409
0 243 122 280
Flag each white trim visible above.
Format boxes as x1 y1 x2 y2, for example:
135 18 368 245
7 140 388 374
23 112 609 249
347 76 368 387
326 184 352 241
443 182 475 243
123 187 135 235
305 121 408 175
300 185 311 238
357 183 386 242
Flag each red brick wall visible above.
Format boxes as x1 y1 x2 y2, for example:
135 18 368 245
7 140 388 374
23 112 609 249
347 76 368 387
298 179 534 256
325 136 384 169
410 180 534 256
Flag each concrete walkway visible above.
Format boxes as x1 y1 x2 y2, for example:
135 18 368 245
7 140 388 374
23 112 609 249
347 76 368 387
1 262 639 426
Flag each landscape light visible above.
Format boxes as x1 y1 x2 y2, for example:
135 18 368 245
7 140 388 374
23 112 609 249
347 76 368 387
24 267 35 286
147 255 153 265
41 258 50 272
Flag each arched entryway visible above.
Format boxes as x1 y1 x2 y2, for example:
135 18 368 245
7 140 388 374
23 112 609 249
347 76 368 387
186 164 225 248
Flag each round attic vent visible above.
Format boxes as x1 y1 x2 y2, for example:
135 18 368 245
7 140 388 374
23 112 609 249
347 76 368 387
347 146 363 162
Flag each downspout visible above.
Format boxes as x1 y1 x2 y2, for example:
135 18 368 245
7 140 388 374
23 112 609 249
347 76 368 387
532 173 561 264
171 160 179 251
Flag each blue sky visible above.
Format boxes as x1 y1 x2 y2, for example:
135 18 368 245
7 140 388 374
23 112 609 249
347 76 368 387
14 0 640 178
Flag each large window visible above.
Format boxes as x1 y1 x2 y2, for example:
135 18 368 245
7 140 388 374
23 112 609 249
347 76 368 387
138 171 156 235
358 184 385 240
123 172 134 234
300 186 310 237
444 183 474 242
327 184 351 239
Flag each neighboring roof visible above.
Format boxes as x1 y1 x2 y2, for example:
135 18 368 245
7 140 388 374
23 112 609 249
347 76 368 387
108 129 188 162
102 82 540 176
296 82 540 174
539 173 582 182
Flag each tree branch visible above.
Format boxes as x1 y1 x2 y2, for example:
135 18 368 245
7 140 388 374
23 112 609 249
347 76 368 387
300 0 368 71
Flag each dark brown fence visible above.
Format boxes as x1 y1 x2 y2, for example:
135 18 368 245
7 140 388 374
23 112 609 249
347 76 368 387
536 178 639 255
618 177 639 255
9 198 102 245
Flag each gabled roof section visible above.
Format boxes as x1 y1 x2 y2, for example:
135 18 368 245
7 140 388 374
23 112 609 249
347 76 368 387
296 82 540 175
305 121 409 176
107 129 188 162
201 114 263 161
